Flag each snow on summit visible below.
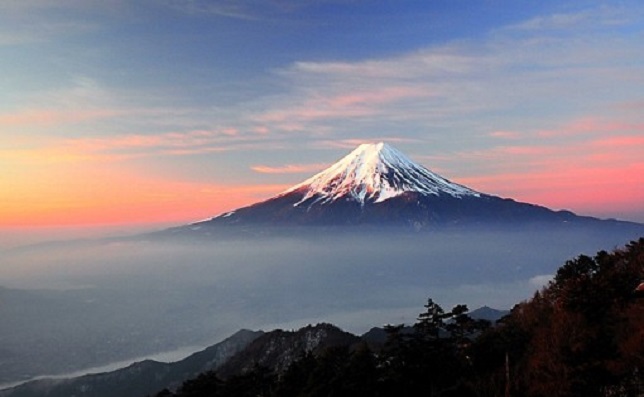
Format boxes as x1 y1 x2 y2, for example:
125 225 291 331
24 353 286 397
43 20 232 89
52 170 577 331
283 142 479 206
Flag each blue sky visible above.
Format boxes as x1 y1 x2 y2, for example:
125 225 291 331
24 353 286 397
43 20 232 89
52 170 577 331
1 0 643 239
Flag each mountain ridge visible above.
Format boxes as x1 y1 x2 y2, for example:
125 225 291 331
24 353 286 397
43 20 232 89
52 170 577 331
0 307 507 397
0 324 359 397
0 329 263 397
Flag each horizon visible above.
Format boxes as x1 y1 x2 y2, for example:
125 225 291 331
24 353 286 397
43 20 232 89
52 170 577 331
2 1 643 246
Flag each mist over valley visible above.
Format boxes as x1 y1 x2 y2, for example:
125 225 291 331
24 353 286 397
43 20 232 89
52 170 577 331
1 222 642 387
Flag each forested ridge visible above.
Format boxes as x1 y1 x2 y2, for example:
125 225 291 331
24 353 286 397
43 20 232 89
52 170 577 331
152 239 643 397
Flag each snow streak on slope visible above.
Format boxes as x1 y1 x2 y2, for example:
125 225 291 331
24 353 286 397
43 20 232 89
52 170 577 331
282 142 479 206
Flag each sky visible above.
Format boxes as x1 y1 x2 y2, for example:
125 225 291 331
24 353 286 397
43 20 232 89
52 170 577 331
1 0 643 245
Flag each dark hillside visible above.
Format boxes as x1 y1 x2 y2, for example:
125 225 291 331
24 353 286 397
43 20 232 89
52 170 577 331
153 238 643 397
469 238 644 396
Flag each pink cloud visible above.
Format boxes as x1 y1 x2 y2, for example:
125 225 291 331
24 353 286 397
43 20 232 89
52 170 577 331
615 100 644 112
460 162 644 213
160 147 230 156
254 86 430 127
590 135 644 147
314 139 374 149
255 105 373 125
61 129 239 155
251 163 327 174
314 137 421 150
0 109 119 127
252 126 270 134
451 145 643 220
497 146 554 156
489 130 521 139
537 117 644 137
326 86 429 108
439 115 644 221
2 128 264 167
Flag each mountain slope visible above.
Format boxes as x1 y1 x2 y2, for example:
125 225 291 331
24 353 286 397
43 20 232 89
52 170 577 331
0 325 358 397
184 142 629 228
216 323 361 378
0 330 262 397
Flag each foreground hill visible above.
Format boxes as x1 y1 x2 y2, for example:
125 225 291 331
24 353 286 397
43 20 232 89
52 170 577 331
0 325 358 397
155 238 644 397
0 306 507 397
0 330 261 397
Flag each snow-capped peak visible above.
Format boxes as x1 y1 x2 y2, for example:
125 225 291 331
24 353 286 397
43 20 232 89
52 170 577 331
283 142 479 206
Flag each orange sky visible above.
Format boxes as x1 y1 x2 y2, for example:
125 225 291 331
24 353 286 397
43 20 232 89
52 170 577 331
1 165 288 227
1 2 643 238
2 138 642 230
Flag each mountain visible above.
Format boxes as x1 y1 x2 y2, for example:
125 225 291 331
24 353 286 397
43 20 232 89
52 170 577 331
0 330 262 397
468 306 510 323
215 323 360 378
0 325 357 397
181 142 635 229
0 311 510 397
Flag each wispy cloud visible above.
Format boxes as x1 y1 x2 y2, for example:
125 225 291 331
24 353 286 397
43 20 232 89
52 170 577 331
448 115 644 218
312 137 421 150
537 117 644 138
505 5 638 32
0 0 96 12
0 108 119 127
488 131 522 139
0 76 249 152
9 4 643 156
251 163 327 174
68 129 236 152
591 135 644 147
166 0 263 20
165 0 355 20
0 77 131 132
254 86 430 127
1 130 274 167
0 2 101 46
239 4 643 154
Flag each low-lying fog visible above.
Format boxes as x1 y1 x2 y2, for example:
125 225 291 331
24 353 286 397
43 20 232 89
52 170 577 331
0 225 641 386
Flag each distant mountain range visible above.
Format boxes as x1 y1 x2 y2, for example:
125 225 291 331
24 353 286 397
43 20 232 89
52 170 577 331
0 307 507 397
175 142 640 230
